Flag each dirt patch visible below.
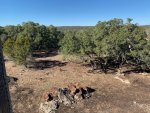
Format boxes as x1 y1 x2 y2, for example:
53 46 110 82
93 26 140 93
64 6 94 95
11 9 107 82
5 54 150 113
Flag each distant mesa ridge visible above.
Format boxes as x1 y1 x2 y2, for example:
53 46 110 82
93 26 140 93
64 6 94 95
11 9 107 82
57 26 94 30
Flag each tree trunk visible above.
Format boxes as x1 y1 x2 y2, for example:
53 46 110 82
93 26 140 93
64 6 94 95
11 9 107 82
0 44 12 113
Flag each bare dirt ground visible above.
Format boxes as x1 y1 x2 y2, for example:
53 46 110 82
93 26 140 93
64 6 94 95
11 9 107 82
5 54 150 113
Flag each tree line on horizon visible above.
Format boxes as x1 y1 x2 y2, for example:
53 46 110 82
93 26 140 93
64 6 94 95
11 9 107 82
0 18 150 72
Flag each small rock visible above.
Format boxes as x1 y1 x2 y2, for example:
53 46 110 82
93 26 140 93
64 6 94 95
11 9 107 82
39 100 58 113
67 83 77 95
17 102 24 109
45 72 49 75
42 92 53 102
57 88 72 106
133 101 137 104
114 76 130 84
12 64 16 67
140 73 149 76
74 89 83 101
9 85 17 93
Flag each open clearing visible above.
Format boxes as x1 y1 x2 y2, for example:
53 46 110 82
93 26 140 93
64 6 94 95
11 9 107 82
5 54 150 113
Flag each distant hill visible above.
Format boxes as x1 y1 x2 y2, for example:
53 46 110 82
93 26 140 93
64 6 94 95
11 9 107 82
142 25 150 35
57 25 150 31
57 26 94 31
142 25 150 28
57 25 150 39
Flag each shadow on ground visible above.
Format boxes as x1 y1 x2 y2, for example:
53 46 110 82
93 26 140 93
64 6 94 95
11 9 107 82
26 60 67 70
32 51 58 58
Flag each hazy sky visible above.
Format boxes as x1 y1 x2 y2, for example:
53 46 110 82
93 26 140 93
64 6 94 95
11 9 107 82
0 0 149 26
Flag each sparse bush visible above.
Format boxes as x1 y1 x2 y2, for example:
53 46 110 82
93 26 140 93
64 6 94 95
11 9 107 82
62 54 83 63
13 36 31 64
3 38 15 57
77 29 95 56
59 31 80 55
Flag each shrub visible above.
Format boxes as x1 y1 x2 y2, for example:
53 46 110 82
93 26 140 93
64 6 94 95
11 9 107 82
13 36 31 64
59 31 80 55
3 38 15 57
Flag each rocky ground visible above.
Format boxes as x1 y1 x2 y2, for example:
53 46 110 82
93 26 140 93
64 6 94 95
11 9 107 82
5 54 150 113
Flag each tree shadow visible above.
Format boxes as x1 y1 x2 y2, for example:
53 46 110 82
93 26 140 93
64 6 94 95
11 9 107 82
32 50 58 58
26 60 67 70
83 62 118 74
123 67 150 75
6 76 18 85
83 59 150 75
6 76 18 82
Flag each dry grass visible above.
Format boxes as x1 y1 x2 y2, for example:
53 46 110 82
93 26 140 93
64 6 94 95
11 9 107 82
5 54 150 113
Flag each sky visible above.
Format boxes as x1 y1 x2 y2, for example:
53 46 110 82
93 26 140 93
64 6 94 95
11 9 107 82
0 0 149 26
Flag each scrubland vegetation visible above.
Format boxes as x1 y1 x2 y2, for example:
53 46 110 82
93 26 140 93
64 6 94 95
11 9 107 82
2 19 150 113
0 18 150 72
